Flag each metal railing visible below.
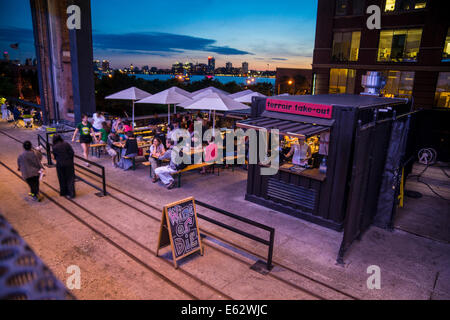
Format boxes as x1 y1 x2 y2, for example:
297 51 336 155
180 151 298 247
195 200 275 271
37 132 107 197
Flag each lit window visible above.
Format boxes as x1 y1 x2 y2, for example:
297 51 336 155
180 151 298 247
335 0 348 16
434 72 450 108
380 71 414 98
377 29 422 62
443 27 450 62
384 0 427 12
329 69 356 94
332 31 361 62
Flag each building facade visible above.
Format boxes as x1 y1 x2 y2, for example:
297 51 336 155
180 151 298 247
242 62 249 74
312 0 450 109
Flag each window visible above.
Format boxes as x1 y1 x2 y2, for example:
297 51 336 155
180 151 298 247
384 0 427 12
332 31 361 62
377 29 422 62
335 0 348 16
353 0 365 15
434 72 450 108
380 71 414 98
329 69 356 94
443 28 450 62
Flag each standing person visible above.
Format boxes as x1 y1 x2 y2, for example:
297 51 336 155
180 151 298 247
148 137 166 182
285 138 311 167
92 111 105 132
117 131 138 170
17 141 44 201
52 134 76 198
72 114 95 166
1 101 8 121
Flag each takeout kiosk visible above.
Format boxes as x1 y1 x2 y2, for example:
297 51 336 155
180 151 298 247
237 94 412 234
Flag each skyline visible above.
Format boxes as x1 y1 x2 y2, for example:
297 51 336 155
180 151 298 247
0 0 318 70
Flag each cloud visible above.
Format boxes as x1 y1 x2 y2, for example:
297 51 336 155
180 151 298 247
271 57 288 61
93 32 252 56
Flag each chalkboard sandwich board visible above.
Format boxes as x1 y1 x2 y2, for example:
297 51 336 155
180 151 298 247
156 197 203 268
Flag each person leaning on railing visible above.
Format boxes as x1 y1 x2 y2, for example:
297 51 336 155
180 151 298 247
52 134 76 199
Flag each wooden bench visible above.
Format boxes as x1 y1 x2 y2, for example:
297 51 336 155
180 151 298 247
123 155 136 170
173 162 218 187
90 143 106 158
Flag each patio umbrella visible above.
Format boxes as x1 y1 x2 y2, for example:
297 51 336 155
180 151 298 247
178 92 249 136
229 90 266 103
190 86 229 98
105 86 151 129
136 86 192 125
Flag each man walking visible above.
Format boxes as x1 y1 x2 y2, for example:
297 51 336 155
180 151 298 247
17 141 44 201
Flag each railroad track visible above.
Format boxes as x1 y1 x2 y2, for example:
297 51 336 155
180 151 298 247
0 128 358 300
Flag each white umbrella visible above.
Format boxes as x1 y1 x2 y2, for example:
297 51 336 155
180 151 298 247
230 90 266 103
136 86 192 125
191 86 229 98
105 86 151 129
178 92 249 136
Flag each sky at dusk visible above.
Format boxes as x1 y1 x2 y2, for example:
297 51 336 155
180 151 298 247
0 0 318 70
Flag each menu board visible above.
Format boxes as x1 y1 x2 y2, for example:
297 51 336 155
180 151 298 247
156 197 203 268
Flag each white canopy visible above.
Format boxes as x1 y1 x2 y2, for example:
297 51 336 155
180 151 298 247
105 86 151 129
229 90 266 103
178 92 249 136
136 86 192 125
105 86 151 101
190 86 229 98
136 86 192 105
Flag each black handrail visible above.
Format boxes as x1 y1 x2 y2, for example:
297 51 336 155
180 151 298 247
38 132 107 196
195 199 275 270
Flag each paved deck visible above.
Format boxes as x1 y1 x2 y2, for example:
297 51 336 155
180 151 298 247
0 121 449 300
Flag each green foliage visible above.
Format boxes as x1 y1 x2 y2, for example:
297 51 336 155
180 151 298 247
95 71 274 116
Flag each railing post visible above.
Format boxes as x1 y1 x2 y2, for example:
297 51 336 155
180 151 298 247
102 166 107 196
45 134 53 166
267 228 274 270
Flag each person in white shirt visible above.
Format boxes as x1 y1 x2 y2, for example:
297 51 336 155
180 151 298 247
286 138 311 166
1 102 9 121
92 112 105 132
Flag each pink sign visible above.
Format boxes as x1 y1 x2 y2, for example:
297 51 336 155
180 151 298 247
266 98 333 119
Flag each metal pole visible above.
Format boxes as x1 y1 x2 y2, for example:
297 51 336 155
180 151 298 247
45 132 52 165
267 228 274 270
102 166 107 196
132 100 135 130
168 104 170 125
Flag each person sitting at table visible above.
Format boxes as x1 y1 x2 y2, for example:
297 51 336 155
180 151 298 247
148 137 166 183
122 120 133 133
95 121 109 144
285 138 311 167
112 117 123 134
149 113 160 126
106 131 120 167
200 137 218 174
154 139 181 189
166 121 180 142
117 131 138 170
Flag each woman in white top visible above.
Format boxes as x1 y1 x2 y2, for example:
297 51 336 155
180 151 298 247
286 138 311 166
149 137 166 182
92 112 105 132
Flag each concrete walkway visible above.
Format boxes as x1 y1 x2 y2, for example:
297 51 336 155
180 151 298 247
0 121 448 300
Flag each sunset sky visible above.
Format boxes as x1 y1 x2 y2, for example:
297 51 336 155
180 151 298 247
0 0 318 70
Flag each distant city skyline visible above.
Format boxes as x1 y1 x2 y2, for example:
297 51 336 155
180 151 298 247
0 0 318 70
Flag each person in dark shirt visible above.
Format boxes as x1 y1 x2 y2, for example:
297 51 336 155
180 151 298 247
149 113 160 126
117 131 139 170
52 134 76 198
